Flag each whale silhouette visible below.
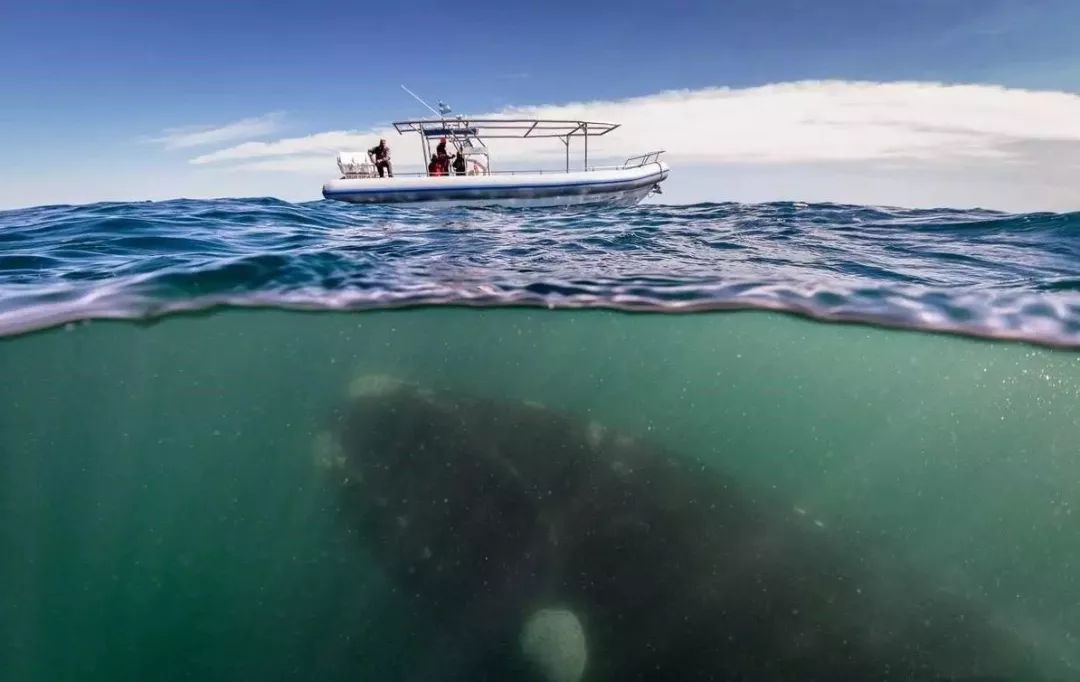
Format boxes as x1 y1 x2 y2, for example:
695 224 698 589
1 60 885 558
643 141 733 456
315 375 1052 682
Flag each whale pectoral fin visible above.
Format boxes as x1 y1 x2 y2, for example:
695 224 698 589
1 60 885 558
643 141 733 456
520 608 588 682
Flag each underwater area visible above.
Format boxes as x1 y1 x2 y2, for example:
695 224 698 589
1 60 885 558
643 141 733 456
2 306 1078 680
2 199 1080 680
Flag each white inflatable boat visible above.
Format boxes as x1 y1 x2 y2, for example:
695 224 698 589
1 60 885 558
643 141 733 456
321 117 669 208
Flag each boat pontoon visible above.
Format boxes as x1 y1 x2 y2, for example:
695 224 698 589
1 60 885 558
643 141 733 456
322 117 669 208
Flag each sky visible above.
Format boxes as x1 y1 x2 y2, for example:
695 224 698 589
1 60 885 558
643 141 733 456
3 0 1080 211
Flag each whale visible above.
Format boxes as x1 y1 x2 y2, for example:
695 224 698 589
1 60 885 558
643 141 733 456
314 375 1053 682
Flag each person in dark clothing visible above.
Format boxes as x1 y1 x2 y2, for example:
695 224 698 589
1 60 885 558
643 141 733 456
367 139 393 177
452 151 466 176
435 136 453 170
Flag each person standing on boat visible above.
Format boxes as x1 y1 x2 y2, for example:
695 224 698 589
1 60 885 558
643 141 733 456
428 154 445 176
452 151 466 176
436 137 453 170
368 139 393 177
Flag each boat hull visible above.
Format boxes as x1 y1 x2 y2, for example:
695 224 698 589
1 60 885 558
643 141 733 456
322 162 669 207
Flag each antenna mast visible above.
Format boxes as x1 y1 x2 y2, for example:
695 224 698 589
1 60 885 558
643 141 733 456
400 85 464 161
400 84 442 117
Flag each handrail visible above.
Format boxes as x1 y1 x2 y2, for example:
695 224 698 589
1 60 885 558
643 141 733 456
342 169 570 179
339 155 666 179
621 150 665 168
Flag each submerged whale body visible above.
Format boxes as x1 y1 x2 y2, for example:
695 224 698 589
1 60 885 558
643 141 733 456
318 376 1049 682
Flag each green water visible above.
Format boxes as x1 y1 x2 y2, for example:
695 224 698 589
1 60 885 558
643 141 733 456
2 308 1078 680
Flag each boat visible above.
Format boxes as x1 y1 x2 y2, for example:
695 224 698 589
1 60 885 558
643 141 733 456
322 116 670 208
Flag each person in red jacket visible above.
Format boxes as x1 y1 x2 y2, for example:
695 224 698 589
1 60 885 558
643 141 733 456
435 136 453 172
428 154 445 176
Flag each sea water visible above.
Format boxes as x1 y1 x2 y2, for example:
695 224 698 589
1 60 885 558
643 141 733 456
1 200 1078 680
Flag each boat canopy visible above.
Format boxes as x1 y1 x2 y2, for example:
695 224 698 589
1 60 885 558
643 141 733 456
391 118 621 172
392 118 619 139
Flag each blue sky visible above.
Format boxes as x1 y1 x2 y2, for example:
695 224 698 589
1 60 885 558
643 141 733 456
4 0 1080 210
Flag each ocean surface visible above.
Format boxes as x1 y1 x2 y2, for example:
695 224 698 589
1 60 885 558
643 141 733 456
3 198 1080 344
2 198 1079 680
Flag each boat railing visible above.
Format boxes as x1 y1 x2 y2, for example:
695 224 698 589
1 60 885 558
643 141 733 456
343 168 612 179
621 150 665 169
340 170 522 179
342 159 667 179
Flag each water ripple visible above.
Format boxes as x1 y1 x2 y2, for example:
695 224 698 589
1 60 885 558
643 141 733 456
2 198 1080 346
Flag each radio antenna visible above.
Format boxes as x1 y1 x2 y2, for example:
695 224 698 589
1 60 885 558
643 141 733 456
400 84 442 117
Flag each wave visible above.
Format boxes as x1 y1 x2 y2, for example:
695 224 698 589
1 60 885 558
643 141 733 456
2 198 1080 346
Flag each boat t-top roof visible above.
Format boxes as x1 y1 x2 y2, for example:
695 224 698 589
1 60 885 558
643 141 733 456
389 89 623 171
392 118 620 172
392 118 620 139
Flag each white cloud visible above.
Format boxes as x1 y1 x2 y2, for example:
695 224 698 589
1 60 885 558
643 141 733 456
189 81 1080 171
226 155 333 173
151 112 284 149
7 81 1080 211
189 130 375 164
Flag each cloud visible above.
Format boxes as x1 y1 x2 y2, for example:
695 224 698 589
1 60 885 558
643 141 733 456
226 156 332 173
190 130 374 164
188 81 1080 173
8 81 1064 211
151 112 284 149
